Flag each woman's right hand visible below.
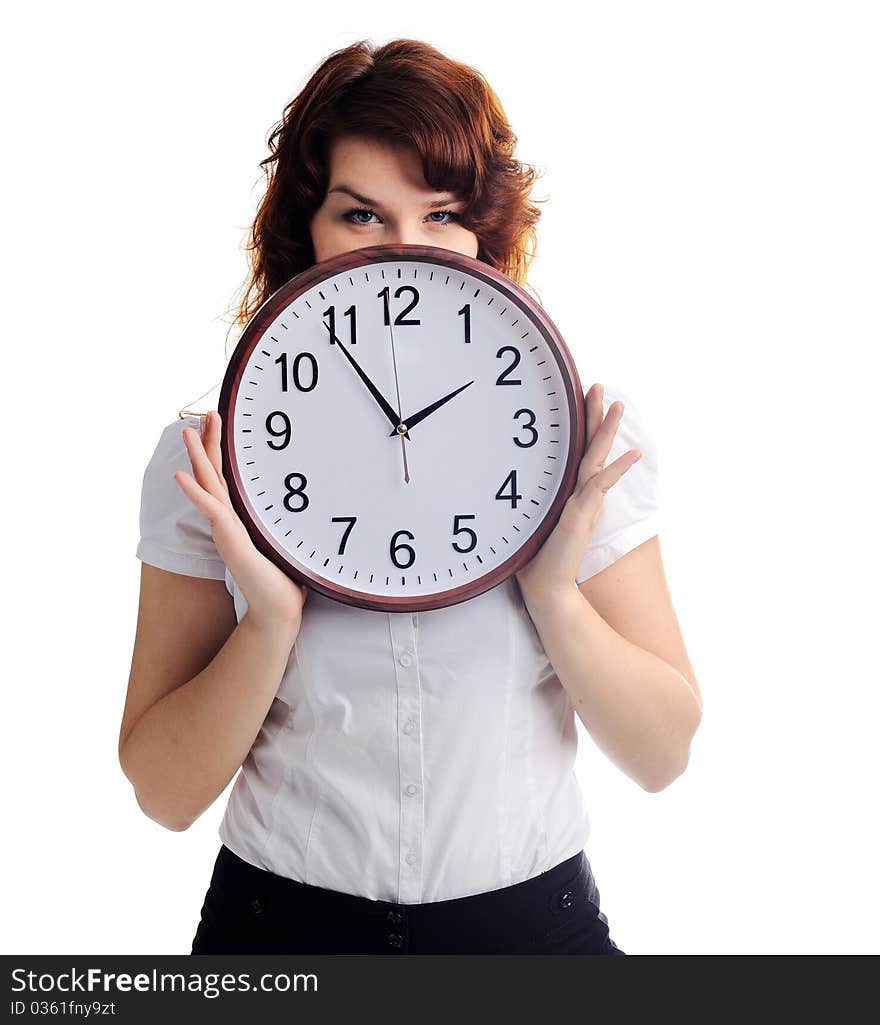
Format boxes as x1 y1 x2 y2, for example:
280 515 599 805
173 410 309 629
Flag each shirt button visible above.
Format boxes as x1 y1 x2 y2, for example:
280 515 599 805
399 652 413 667
403 718 416 734
405 783 418 796
405 851 417 865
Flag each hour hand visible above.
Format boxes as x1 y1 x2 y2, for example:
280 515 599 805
389 380 475 437
323 320 408 438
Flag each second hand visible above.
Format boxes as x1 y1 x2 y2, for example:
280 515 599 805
387 314 410 484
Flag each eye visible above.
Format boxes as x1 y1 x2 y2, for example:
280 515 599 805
427 209 460 225
342 206 380 225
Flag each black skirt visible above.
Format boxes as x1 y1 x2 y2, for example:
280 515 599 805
190 844 626 955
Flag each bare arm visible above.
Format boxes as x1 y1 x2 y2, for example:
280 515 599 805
119 566 301 831
520 536 702 793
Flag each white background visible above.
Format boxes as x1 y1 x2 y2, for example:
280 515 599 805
4 0 878 955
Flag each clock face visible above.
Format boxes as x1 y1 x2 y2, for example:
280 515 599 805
220 244 585 612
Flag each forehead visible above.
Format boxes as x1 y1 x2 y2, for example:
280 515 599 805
326 135 452 198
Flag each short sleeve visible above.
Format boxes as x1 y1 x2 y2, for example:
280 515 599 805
135 416 227 580
575 385 661 584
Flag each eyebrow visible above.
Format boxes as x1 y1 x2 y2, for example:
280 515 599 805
327 184 460 208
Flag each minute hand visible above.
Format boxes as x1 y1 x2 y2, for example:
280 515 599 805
388 380 475 437
322 320 408 438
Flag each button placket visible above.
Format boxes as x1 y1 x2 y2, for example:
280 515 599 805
389 612 424 905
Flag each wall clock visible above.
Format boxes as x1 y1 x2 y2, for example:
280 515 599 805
218 243 586 613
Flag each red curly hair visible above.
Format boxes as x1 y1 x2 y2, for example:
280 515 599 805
226 38 546 337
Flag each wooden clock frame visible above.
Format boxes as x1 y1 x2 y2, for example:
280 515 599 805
218 243 586 613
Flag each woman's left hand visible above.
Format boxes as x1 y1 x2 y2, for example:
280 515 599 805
514 383 643 601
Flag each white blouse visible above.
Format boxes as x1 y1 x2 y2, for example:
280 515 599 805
135 382 660 904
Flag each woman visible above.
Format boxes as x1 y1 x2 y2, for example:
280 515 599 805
119 38 702 955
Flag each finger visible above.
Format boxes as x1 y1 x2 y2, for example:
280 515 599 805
202 411 230 496
576 399 625 489
584 383 605 449
596 399 625 451
173 467 231 525
577 447 642 500
181 425 229 504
